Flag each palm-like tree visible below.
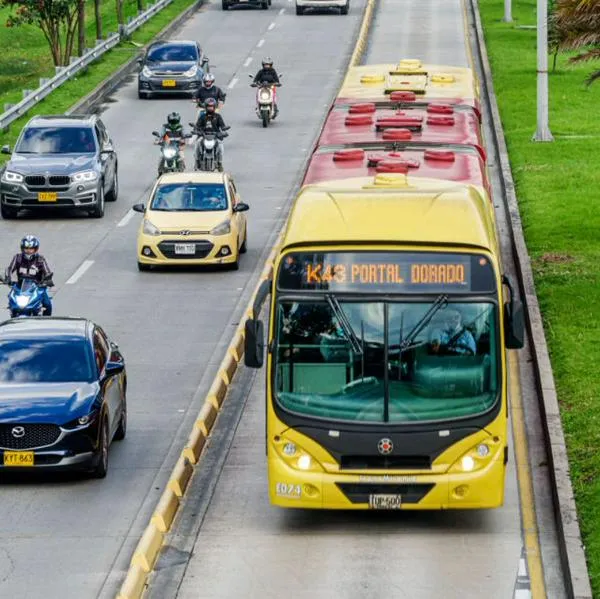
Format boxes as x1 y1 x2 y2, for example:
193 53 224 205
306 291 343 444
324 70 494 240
555 0 600 85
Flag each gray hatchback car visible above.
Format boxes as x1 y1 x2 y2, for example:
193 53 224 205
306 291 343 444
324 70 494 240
0 115 118 219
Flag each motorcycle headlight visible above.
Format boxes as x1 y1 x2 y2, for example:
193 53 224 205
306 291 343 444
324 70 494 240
183 65 198 77
72 170 98 182
143 218 161 235
15 295 30 308
259 90 271 102
2 170 23 183
204 139 216 149
162 148 177 159
210 219 231 235
142 66 153 78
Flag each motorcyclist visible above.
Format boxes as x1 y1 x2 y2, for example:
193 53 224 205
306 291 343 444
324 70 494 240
194 73 227 112
5 235 54 316
194 98 228 171
252 57 281 116
156 112 187 172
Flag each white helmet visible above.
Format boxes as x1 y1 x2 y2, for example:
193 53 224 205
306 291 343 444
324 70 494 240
203 73 215 88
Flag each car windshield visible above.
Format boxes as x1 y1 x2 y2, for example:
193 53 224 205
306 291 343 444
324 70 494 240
0 337 94 383
150 183 228 211
15 126 96 154
274 300 499 424
147 44 197 62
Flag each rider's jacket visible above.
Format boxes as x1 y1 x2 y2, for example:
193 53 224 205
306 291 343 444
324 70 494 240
195 112 227 135
253 67 280 84
6 253 53 285
194 86 227 104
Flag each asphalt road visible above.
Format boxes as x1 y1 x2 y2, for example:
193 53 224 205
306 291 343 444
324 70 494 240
143 1 555 598
0 1 368 597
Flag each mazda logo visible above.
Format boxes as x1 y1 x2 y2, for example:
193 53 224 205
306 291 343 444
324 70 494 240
377 438 393 455
11 426 25 439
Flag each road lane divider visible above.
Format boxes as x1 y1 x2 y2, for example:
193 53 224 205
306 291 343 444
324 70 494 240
116 1 375 595
66 259 94 285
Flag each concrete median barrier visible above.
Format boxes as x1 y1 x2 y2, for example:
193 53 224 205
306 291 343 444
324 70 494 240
151 488 180 533
182 427 207 465
169 456 195 496
131 524 164 573
116 564 147 599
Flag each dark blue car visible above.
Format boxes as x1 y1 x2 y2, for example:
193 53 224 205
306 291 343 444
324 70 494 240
0 317 127 477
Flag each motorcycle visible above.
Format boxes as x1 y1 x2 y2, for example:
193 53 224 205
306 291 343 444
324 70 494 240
152 131 193 176
190 122 229 172
193 99 224 121
249 74 283 128
0 275 53 318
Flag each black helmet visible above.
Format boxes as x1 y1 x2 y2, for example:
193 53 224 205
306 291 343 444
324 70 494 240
205 98 217 112
262 56 273 68
21 235 40 262
167 112 181 127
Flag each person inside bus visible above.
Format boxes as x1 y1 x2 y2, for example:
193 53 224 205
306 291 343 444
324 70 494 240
429 308 477 356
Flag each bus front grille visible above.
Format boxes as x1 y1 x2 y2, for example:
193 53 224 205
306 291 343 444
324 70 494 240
336 482 435 504
340 455 432 470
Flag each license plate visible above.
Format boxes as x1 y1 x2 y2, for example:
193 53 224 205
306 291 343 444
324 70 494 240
38 192 57 202
162 79 176 87
368 494 402 509
4 451 34 467
174 243 195 255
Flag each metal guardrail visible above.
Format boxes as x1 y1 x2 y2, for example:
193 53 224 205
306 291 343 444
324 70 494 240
0 0 173 132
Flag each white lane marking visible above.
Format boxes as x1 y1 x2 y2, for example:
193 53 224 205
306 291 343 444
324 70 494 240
518 558 527 577
279 7 285 13
243 56 253 67
66 260 94 285
117 209 136 228
268 21 276 30
228 77 238 89
257 39 265 47
514 591 531 599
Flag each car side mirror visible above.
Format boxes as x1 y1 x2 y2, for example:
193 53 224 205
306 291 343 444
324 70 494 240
1 145 11 154
104 361 125 377
100 144 113 155
244 318 265 368
152 130 160 137
233 202 249 212
202 56 209 64
132 203 145 213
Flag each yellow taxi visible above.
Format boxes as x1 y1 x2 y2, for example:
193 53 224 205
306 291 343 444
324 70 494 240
133 172 249 271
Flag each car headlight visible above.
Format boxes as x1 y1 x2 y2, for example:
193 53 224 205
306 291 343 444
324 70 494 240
450 440 497 474
15 295 30 308
143 218 161 235
142 66 153 78
273 437 324 472
162 147 177 159
62 409 99 430
2 170 23 183
72 170 98 182
210 219 231 235
183 65 198 77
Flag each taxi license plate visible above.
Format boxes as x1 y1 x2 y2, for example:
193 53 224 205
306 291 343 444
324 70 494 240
174 243 195 255
369 494 402 509
4 451 34 466
162 79 176 87
38 192 57 202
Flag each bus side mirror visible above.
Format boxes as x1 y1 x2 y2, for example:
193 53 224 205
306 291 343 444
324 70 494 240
504 300 524 349
245 318 265 368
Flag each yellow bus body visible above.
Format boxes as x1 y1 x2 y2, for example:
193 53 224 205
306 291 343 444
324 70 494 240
265 176 509 510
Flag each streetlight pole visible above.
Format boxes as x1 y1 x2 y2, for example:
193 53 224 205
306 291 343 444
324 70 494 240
503 0 512 23
533 0 554 141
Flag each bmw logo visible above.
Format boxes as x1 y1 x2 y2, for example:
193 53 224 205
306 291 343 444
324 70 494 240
378 438 393 455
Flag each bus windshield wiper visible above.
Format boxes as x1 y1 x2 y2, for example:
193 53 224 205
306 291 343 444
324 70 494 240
399 294 448 353
325 293 363 355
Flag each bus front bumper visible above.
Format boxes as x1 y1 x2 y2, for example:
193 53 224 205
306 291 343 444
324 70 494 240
268 455 505 510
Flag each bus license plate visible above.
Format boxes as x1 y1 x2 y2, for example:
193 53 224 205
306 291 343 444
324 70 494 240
38 192 57 202
369 494 402 509
162 80 176 87
174 243 195 255
4 451 34 466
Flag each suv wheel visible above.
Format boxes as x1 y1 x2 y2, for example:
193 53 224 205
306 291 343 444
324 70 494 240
90 186 105 218
106 170 118 202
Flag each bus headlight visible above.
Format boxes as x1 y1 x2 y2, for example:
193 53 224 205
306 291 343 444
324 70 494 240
273 436 324 472
297 455 312 470
451 440 497 474
461 456 475 472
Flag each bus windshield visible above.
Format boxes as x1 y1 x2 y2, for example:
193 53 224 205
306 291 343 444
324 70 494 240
274 299 499 423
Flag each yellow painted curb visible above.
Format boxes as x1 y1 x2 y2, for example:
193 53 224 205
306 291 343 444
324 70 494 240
230 334 245 363
196 400 218 436
115 564 147 599
169 455 194 496
348 0 376 68
131 524 164 573
208 376 228 407
220 352 237 385
151 488 180 533
182 425 206 464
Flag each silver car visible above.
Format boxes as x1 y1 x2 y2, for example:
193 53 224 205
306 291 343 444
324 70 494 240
0 115 118 219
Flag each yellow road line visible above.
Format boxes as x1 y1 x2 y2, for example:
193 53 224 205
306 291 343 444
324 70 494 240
509 350 546 598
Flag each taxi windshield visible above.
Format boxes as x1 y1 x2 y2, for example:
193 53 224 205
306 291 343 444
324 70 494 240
150 183 228 211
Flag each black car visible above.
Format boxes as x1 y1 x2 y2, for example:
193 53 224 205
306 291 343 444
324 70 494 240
0 317 127 478
137 40 210 99
0 115 118 219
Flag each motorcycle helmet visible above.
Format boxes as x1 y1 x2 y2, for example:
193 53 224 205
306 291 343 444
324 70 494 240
205 98 217 113
167 112 181 128
203 73 215 89
262 57 273 68
21 235 40 261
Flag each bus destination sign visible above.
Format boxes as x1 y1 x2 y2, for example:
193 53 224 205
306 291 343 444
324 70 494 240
277 251 496 294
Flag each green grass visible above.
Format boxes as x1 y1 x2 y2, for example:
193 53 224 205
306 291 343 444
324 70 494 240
0 0 197 160
479 0 600 594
